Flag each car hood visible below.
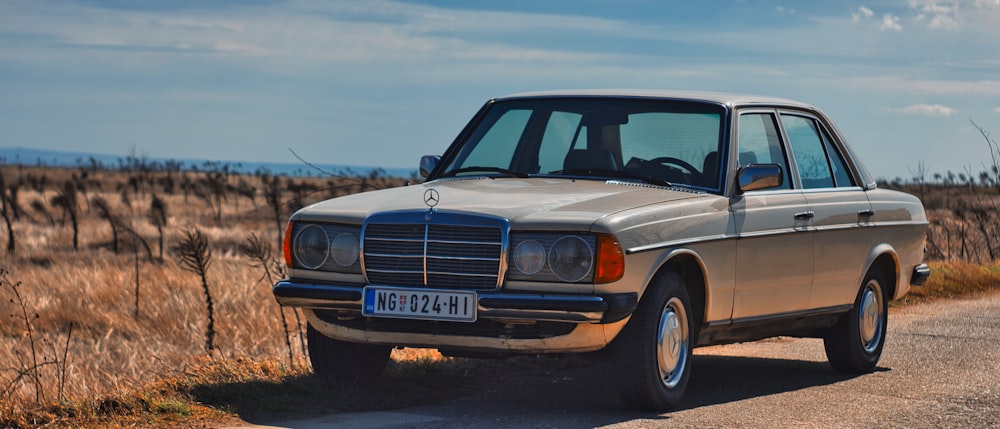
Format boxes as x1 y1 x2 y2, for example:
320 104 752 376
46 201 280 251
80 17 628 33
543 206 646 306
293 178 706 230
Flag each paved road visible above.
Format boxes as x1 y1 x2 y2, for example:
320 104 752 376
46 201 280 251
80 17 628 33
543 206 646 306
228 291 1000 428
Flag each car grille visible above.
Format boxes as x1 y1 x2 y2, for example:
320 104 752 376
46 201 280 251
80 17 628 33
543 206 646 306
361 211 508 290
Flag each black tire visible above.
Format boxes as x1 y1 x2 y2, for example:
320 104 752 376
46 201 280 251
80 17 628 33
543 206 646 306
612 271 693 411
823 268 888 373
307 323 392 382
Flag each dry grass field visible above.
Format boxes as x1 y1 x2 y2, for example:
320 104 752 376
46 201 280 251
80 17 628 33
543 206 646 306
0 163 997 428
0 163 412 427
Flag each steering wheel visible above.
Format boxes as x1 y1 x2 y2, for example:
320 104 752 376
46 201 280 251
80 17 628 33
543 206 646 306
647 157 704 183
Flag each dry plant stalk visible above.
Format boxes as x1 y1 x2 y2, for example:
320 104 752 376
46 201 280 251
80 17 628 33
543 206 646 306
1 269 74 404
263 175 284 249
0 174 15 254
245 233 296 365
148 194 168 260
50 180 80 251
90 195 120 253
173 228 216 352
1 269 42 402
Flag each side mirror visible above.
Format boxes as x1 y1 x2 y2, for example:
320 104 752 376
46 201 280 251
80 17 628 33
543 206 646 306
419 155 440 178
736 164 783 194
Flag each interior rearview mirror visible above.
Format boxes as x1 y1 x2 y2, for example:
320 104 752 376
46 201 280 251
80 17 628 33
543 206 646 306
581 111 629 126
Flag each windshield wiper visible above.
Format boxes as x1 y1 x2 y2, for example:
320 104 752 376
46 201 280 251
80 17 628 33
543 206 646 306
550 168 673 187
439 166 529 178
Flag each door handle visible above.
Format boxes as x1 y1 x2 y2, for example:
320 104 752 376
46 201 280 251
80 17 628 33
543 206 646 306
858 209 875 217
794 211 815 220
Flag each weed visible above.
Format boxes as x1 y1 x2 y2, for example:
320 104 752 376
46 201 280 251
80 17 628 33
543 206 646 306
901 260 1000 304
90 195 120 253
50 180 80 251
245 233 297 366
1 269 74 404
173 228 216 352
148 194 167 261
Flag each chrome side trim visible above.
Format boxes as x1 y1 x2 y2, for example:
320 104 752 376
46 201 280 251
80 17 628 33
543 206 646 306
872 220 931 227
627 234 734 254
705 304 853 328
628 220 930 255
729 304 852 325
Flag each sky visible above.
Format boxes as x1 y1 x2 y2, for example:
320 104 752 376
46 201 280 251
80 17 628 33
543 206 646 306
1 0 999 181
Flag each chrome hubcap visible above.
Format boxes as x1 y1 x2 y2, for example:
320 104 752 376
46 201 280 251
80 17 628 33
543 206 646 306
858 280 884 353
657 297 688 388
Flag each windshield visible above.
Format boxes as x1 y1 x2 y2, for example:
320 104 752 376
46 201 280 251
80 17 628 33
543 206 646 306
437 97 726 190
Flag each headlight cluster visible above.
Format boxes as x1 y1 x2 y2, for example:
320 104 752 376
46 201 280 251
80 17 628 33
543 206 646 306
508 232 624 284
286 222 362 273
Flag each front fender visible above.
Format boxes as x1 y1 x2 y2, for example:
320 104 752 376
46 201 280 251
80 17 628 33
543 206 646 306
624 240 735 326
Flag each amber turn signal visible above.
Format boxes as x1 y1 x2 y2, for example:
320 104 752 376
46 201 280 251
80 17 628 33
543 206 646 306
595 233 624 283
282 221 294 267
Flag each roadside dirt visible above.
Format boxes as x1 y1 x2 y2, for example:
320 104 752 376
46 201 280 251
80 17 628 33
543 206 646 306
222 291 1000 428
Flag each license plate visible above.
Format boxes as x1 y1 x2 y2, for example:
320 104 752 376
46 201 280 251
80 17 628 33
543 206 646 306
362 286 477 322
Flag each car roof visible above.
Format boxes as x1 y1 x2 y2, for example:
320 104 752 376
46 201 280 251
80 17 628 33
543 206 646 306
497 89 814 110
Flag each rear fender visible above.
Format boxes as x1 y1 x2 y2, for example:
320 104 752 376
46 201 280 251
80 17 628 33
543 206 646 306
861 244 900 300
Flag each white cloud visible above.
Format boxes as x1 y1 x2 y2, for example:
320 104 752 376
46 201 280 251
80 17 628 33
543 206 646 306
156 17 245 32
852 6 875 21
912 1 961 30
881 13 903 31
908 0 1000 31
994 106 1000 114
900 104 957 117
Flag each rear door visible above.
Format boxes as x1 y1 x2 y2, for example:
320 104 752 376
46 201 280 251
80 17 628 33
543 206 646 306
778 111 873 310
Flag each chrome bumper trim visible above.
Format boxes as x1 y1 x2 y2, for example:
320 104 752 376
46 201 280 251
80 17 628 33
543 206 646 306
272 280 636 324
911 263 931 286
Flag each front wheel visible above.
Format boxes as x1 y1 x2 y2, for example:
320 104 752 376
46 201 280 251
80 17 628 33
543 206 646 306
612 271 693 411
823 268 888 373
307 323 392 382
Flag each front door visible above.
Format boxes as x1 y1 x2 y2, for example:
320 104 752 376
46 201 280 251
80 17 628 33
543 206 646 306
730 111 815 319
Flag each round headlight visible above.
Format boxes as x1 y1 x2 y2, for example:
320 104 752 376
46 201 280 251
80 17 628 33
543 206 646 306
329 232 360 267
548 236 593 282
513 240 546 275
293 224 329 269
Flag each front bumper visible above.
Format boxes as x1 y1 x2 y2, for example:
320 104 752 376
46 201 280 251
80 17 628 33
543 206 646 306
272 280 637 324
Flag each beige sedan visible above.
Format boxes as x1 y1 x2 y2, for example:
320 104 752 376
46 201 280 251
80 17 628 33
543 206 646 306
273 90 929 410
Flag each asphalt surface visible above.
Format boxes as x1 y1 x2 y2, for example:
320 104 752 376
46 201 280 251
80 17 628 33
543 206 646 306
227 291 1000 429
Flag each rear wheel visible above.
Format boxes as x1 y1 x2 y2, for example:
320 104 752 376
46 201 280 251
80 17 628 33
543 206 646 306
824 268 888 373
612 271 693 411
307 323 392 382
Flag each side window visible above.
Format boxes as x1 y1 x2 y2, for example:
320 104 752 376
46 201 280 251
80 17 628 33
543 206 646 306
780 114 836 189
738 113 790 190
821 129 855 187
538 111 583 173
